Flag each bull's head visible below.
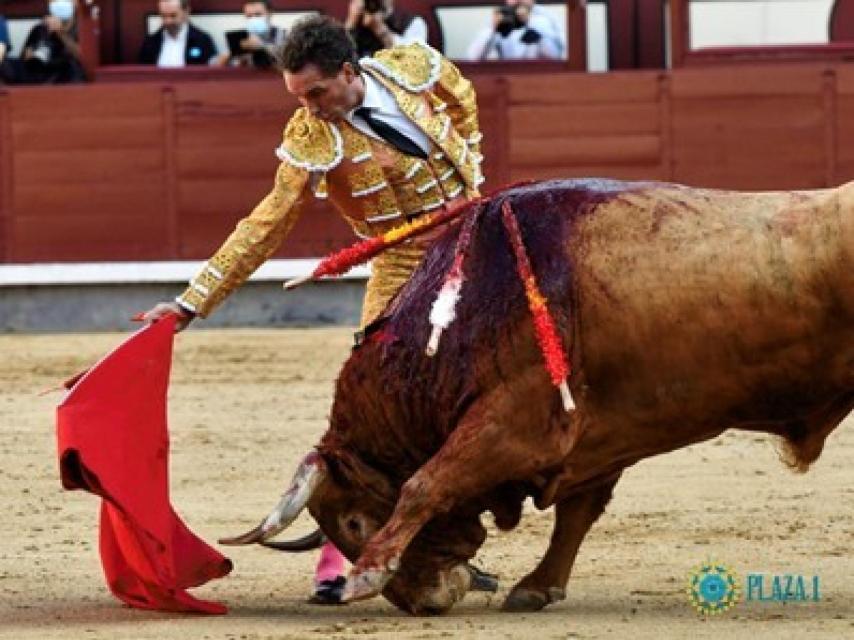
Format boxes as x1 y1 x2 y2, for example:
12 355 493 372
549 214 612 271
219 450 488 614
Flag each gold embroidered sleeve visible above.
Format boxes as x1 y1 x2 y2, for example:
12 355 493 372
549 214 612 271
177 162 309 317
435 56 480 149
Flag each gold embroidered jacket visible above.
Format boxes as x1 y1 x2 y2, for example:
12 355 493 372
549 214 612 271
177 42 484 325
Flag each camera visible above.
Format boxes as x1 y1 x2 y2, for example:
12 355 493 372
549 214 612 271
364 0 385 13
30 41 52 64
496 5 523 37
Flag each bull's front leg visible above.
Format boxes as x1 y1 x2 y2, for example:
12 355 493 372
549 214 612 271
343 375 579 602
503 474 620 611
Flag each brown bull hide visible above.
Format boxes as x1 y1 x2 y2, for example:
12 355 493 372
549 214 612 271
303 178 852 613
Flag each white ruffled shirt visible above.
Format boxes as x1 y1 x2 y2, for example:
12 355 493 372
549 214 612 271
345 70 432 156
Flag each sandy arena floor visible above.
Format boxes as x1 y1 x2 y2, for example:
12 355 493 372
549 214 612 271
1 327 852 639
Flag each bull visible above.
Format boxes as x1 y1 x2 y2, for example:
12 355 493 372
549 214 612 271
222 178 853 614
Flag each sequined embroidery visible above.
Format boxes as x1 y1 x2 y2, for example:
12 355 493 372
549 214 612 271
275 109 344 172
361 41 441 93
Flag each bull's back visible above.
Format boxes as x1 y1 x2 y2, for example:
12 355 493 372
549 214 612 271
572 182 853 428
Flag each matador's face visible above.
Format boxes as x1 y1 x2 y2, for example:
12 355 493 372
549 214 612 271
284 62 363 122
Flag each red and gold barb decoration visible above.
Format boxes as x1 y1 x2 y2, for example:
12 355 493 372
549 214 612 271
425 204 484 356
500 200 575 412
283 199 478 290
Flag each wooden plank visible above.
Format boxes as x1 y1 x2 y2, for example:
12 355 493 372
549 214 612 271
10 213 169 262
833 65 854 95
177 178 273 217
672 93 826 189
607 0 637 70
508 71 661 104
658 75 675 181
510 164 665 183
671 128 826 189
568 0 587 72
176 120 284 155
477 77 511 188
669 0 688 68
0 92 11 262
13 149 164 185
175 147 278 180
173 82 289 146
672 131 825 169
11 116 163 152
671 64 825 98
9 84 163 119
673 163 825 190
823 71 838 187
163 88 179 258
833 95 854 170
511 134 661 167
672 97 824 132
178 201 352 260
14 183 164 218
509 103 660 138
173 78 287 105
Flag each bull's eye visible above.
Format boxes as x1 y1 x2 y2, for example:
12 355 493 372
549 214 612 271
340 513 366 541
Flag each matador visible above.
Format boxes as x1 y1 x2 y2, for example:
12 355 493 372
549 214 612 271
142 16 485 605
173 37 483 326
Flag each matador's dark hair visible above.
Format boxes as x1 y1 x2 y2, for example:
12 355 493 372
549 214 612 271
275 15 361 76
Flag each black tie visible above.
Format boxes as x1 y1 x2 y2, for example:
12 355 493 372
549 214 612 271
354 107 428 160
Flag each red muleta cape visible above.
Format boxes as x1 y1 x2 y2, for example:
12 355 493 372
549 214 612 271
56 316 232 614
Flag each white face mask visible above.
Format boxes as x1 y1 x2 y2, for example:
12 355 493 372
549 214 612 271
245 16 269 36
49 0 75 21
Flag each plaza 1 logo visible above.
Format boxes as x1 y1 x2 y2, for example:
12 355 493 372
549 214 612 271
686 560 822 615
686 560 741 615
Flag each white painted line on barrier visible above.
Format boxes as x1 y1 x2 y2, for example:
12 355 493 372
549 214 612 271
0 260 371 286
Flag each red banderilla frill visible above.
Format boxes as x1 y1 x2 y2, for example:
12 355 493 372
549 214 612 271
500 200 575 412
283 199 477 290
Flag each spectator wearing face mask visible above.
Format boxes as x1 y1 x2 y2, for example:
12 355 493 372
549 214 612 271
139 0 218 67
466 0 564 61
345 0 427 58
3 0 86 84
219 0 286 68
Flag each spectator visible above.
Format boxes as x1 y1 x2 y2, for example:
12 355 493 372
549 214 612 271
345 0 427 58
0 15 9 64
467 0 565 61
139 0 217 67
219 0 286 68
3 0 86 84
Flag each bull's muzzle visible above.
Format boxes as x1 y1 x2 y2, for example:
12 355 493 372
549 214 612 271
219 451 327 548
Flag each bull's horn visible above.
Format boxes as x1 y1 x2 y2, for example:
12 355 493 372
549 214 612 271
260 528 326 552
218 451 327 546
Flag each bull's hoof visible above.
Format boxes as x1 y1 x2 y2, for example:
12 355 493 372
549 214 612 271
501 587 565 612
341 567 392 603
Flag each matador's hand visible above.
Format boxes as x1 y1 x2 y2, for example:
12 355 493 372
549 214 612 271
137 302 195 332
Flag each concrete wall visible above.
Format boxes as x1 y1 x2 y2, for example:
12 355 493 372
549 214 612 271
0 280 365 332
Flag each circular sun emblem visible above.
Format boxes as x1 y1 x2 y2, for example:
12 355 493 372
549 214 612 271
687 560 741 615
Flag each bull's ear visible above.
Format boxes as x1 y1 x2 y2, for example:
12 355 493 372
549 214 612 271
260 528 326 552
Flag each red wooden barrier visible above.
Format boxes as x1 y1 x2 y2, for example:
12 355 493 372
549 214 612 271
3 63 854 264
